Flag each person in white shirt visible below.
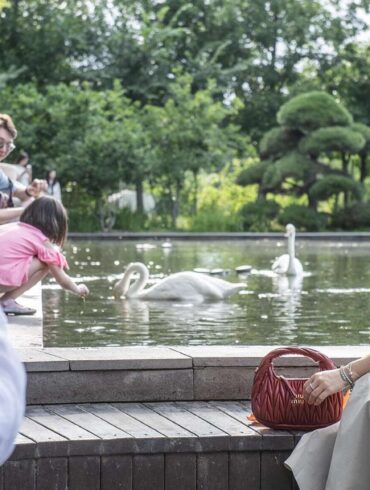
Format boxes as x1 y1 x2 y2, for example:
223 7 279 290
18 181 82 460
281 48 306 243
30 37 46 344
14 152 32 187
0 114 44 224
45 169 62 202
0 308 26 464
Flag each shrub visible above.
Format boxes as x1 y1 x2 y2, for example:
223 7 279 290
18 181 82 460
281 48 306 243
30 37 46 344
299 127 365 155
236 160 271 186
277 92 353 133
278 204 327 231
240 200 280 231
309 175 363 201
331 202 370 229
259 127 301 158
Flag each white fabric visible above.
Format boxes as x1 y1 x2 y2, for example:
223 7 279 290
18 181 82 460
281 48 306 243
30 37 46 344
0 309 26 465
285 373 370 490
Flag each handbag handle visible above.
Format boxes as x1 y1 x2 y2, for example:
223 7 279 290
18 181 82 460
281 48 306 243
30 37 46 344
260 347 336 372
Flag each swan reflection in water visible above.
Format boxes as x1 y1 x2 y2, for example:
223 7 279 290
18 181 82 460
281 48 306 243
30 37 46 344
112 298 245 344
271 274 304 335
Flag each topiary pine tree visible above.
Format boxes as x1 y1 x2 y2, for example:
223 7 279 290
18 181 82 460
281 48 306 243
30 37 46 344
237 91 369 230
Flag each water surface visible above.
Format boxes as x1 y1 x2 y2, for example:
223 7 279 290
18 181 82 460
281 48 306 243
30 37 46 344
43 239 370 347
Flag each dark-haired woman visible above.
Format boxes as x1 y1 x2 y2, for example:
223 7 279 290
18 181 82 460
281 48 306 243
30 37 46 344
0 196 88 315
14 152 32 187
45 169 62 202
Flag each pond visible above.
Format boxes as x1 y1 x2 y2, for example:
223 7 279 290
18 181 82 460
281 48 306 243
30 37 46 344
43 239 370 347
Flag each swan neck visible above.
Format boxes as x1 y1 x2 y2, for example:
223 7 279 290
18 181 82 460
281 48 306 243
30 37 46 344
288 233 295 259
125 263 149 297
287 232 296 274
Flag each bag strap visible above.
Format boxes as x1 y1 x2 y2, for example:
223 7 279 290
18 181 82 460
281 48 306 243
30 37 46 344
260 347 335 371
7 178 14 208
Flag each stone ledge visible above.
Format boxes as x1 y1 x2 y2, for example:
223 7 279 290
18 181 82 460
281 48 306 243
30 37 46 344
18 345 369 373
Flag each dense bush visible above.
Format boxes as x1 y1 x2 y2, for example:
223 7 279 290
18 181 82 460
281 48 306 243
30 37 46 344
259 127 301 159
240 200 280 231
278 204 327 231
299 127 365 155
331 203 370 229
309 175 363 201
277 92 353 133
236 160 270 186
262 152 312 190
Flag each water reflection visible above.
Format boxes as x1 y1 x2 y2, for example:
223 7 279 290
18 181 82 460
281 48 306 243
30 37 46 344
42 239 370 347
271 274 303 336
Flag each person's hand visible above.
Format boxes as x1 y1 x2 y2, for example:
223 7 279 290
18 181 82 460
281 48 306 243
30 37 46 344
303 368 347 405
77 284 89 298
26 179 47 197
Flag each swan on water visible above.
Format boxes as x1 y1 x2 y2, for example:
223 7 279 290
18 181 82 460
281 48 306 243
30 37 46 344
113 262 246 301
272 224 303 276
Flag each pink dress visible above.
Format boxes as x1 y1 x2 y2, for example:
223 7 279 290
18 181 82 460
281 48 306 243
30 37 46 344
0 222 68 287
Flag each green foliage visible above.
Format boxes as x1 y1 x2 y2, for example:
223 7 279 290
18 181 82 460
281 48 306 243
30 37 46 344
62 183 100 232
331 203 370 230
240 200 280 231
190 207 243 232
352 123 370 153
278 205 327 231
309 175 363 201
2 1 370 230
277 92 353 133
299 127 365 155
113 209 148 232
188 159 257 231
143 73 249 225
259 127 301 159
262 152 312 189
236 160 270 186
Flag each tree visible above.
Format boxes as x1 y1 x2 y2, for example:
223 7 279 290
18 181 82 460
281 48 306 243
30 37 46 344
237 91 367 230
144 72 247 227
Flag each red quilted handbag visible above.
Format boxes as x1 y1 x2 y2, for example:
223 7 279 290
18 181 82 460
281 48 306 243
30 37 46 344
251 347 343 430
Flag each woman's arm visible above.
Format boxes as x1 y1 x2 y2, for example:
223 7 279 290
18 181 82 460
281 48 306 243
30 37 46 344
304 354 370 405
13 179 46 201
0 207 24 224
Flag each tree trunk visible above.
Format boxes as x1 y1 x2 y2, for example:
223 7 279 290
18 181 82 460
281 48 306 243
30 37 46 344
360 154 367 183
135 179 144 214
341 153 349 207
192 170 198 215
308 193 317 211
171 180 181 229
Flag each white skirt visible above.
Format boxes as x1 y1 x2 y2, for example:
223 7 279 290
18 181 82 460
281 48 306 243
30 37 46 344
285 373 370 490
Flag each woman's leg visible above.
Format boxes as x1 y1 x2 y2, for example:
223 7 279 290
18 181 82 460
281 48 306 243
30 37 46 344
0 258 49 302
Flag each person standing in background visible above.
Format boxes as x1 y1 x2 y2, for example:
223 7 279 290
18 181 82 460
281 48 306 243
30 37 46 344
45 169 62 202
14 152 32 187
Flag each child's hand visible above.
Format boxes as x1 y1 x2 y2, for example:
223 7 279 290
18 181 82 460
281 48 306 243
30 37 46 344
77 284 89 298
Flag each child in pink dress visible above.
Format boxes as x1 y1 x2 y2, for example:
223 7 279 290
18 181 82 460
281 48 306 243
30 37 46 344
0 196 89 315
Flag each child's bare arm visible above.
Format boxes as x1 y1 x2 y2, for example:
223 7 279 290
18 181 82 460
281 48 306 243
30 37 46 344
43 241 89 297
49 265 89 297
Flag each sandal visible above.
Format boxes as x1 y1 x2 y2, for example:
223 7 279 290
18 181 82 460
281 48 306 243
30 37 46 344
0 299 36 316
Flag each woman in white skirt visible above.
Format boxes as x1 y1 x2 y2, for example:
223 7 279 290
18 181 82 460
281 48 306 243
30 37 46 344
0 309 26 464
285 355 370 490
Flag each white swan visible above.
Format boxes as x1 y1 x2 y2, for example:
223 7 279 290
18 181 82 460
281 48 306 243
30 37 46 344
113 262 246 301
272 224 303 276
